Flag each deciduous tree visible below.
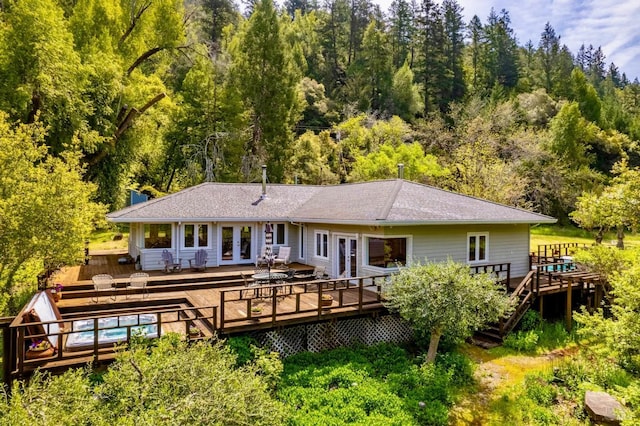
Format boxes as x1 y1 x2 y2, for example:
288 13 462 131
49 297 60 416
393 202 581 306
383 259 512 362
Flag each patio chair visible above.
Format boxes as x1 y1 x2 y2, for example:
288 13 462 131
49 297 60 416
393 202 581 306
188 249 208 272
273 246 291 265
92 274 115 303
162 249 182 273
255 246 268 266
314 265 327 279
126 272 149 299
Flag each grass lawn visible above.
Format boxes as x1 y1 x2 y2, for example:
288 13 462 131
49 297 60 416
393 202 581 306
530 224 640 249
89 227 129 251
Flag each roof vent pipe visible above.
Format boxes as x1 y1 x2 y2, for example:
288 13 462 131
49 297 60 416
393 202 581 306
261 165 267 199
398 163 404 179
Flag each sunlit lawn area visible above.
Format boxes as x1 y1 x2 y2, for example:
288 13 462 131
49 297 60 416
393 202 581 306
530 224 640 249
89 227 129 251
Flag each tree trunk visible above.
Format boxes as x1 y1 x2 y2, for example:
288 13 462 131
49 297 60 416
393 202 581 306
616 226 625 249
425 329 442 363
595 228 603 245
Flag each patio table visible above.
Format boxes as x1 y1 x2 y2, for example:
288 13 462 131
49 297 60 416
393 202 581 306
251 272 289 297
251 272 288 283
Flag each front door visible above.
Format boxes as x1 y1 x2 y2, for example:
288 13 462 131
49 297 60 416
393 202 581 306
220 225 253 264
337 236 358 278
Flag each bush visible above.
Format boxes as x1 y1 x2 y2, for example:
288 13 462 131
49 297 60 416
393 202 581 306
524 374 557 405
519 310 542 331
503 330 539 352
227 335 260 366
279 343 468 425
435 352 475 387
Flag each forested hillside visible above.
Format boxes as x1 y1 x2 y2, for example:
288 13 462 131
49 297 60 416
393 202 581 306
2 0 639 224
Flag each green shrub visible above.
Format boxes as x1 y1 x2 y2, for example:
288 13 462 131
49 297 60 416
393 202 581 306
279 343 467 425
503 330 539 352
435 352 475 386
520 310 542 331
524 374 557 405
226 335 259 366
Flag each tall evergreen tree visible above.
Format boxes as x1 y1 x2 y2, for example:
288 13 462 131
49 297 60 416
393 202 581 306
442 0 465 104
230 0 302 181
467 15 483 93
415 0 446 114
388 0 416 68
358 20 393 111
482 9 518 90
536 22 560 94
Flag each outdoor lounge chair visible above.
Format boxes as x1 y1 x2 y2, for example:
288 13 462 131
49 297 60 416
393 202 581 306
92 274 115 303
294 265 327 280
188 249 208 271
126 272 149 299
273 246 291 265
162 250 182 273
255 246 268 266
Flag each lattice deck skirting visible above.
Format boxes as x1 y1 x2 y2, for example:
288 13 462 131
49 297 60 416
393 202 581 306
256 314 413 357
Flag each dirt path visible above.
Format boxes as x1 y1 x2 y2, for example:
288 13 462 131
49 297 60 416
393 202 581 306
449 345 579 425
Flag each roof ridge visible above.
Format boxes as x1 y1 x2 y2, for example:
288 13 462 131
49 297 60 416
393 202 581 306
377 179 404 220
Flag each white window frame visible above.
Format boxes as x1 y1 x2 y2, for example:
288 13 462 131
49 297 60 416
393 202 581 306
273 222 288 246
314 230 329 259
363 234 412 271
467 232 489 264
298 224 305 261
182 223 211 249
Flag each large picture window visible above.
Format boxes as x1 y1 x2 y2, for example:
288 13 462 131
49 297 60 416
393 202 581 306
467 233 488 263
184 224 209 248
314 231 328 258
144 224 172 249
367 237 407 268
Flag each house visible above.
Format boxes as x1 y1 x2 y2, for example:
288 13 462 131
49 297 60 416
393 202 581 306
107 178 556 278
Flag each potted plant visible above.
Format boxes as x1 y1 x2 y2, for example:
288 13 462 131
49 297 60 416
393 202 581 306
321 294 333 307
250 305 263 319
188 326 201 338
51 283 63 302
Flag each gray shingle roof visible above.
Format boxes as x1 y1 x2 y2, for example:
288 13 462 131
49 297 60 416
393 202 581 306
107 180 556 225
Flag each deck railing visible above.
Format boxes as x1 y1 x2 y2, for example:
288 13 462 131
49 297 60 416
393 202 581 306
469 262 511 289
9 304 217 377
532 243 587 266
219 275 388 330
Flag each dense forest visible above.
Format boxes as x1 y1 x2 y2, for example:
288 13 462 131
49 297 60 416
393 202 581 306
2 0 640 221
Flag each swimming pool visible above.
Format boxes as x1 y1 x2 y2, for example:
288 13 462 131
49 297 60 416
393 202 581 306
66 314 158 351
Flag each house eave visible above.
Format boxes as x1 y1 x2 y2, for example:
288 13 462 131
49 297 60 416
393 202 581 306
108 216 557 226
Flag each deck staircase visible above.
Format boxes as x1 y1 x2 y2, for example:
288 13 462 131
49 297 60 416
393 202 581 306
475 270 537 344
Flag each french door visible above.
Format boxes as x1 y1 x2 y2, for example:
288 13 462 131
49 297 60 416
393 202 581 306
336 235 358 278
220 225 253 264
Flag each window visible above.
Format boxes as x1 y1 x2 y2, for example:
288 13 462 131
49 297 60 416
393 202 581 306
184 224 208 248
468 233 488 263
298 225 305 260
366 237 407 268
274 223 286 245
314 231 328 258
144 224 172 249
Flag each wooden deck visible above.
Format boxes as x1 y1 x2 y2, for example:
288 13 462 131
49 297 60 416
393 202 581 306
4 253 388 378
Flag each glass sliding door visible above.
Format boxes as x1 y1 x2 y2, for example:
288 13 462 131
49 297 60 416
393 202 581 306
220 225 253 264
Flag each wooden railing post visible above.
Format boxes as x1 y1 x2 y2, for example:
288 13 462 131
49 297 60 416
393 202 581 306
93 318 99 364
219 291 226 331
271 287 277 325
358 278 364 312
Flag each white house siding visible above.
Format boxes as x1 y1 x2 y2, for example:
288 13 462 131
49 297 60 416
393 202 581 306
301 223 530 279
384 223 531 278
137 222 218 271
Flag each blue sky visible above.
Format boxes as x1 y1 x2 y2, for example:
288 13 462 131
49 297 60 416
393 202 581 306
376 0 640 81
